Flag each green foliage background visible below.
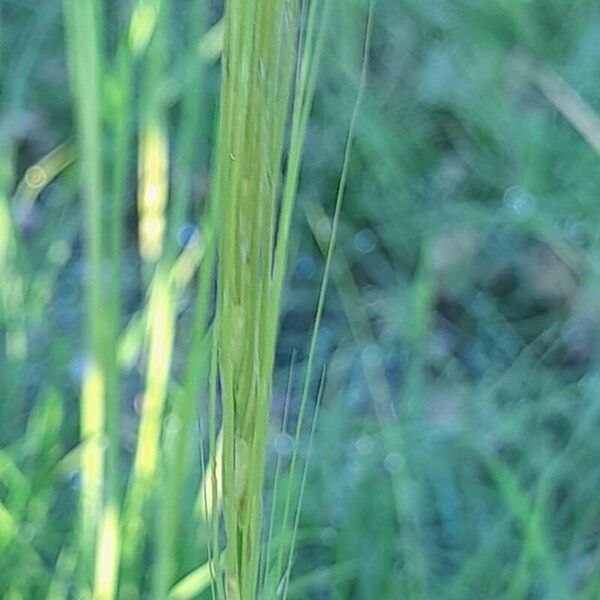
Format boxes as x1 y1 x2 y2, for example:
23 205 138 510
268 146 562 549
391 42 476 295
1 0 600 598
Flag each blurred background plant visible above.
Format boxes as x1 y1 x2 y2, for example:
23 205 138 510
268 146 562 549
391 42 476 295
1 0 600 598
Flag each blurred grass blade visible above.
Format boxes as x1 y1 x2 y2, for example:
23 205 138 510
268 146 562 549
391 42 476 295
526 59 600 156
168 560 216 600
62 0 109 589
12 142 76 213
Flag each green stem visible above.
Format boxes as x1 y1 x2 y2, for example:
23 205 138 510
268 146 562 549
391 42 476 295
63 0 107 590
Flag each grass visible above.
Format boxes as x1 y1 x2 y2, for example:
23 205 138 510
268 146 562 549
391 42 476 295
208 0 374 596
2 0 600 599
62 1 114 593
60 0 371 597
